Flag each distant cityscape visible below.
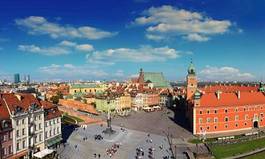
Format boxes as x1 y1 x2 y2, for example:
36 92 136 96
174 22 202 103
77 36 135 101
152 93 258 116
0 1 264 159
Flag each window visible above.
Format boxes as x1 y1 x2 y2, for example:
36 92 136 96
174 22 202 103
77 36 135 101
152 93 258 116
235 107 238 112
53 119 55 124
49 130 52 137
207 110 210 114
225 117 229 122
22 140 26 148
207 118 211 123
235 115 239 121
3 134 7 141
207 126 210 130
57 127 59 134
74 90 77 93
16 130 19 137
225 124 228 128
214 117 218 123
214 110 218 114
214 126 217 129
16 120 19 126
9 132 12 139
199 111 202 114
225 109 228 113
261 113 264 118
53 128 56 135
39 134 42 142
245 122 247 126
34 136 37 143
2 147 7 156
22 119 25 124
235 123 238 127
199 118 203 124
45 122 48 127
245 115 248 120
16 143 19 151
8 145 12 154
22 128 25 136
39 123 41 130
39 115 41 120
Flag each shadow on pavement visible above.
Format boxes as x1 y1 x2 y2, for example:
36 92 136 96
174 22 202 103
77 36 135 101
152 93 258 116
61 124 79 143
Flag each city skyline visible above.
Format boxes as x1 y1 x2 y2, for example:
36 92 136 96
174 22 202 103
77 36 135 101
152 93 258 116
0 0 264 81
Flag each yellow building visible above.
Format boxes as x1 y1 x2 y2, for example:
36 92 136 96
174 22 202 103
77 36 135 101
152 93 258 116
69 83 106 95
115 93 132 116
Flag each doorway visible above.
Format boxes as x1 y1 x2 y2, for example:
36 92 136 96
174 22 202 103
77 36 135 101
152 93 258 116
253 121 259 128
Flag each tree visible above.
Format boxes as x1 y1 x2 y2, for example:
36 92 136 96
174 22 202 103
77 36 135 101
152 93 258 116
50 95 60 104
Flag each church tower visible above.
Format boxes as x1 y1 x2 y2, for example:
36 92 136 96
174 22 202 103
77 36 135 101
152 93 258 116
186 61 198 100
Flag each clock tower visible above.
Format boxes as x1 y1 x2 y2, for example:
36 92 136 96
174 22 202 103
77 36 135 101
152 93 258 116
186 61 197 100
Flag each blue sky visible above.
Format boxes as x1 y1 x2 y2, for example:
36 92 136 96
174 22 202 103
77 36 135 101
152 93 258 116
0 0 264 82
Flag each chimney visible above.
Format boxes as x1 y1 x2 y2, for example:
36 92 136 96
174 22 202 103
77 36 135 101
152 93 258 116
216 90 221 100
237 91 240 99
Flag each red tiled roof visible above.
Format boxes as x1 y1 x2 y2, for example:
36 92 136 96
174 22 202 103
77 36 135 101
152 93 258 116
200 91 265 107
0 97 10 120
201 85 259 93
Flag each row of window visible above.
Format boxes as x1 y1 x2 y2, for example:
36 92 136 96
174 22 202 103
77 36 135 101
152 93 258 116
45 118 60 127
16 115 42 126
16 134 43 151
199 113 264 123
45 127 60 138
0 132 12 142
1 145 12 156
199 106 264 115
200 122 250 131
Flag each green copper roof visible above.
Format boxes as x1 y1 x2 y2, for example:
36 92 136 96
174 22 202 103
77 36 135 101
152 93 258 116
144 72 170 88
71 84 100 89
188 61 196 75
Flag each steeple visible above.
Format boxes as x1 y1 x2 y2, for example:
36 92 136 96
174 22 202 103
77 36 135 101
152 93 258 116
188 59 196 75
186 60 198 100
138 68 144 84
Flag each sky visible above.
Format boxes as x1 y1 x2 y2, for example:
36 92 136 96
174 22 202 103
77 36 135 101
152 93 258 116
0 0 265 82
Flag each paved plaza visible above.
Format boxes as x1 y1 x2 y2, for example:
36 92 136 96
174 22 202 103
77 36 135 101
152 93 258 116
57 124 189 159
111 109 193 139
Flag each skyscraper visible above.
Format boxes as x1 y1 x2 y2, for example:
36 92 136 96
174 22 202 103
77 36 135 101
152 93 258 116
14 73 20 84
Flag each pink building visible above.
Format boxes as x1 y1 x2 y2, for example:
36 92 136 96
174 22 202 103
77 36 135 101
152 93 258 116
0 99 13 159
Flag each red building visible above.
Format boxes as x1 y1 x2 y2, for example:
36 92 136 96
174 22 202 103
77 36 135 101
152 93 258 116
186 62 265 135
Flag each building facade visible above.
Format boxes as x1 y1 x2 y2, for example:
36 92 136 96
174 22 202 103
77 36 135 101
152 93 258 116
185 62 265 135
0 93 62 158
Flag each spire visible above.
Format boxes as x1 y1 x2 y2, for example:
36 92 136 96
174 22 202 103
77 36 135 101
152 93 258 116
188 59 196 75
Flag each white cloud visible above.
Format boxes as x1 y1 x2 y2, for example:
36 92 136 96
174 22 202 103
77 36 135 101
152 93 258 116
18 44 70 56
39 64 108 78
183 33 210 42
16 16 117 40
18 40 94 56
75 44 94 52
86 45 181 65
200 66 255 81
134 5 233 42
145 34 165 41
59 40 76 47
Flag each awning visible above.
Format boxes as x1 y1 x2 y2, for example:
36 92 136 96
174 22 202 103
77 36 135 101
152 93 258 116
46 135 62 147
33 149 54 158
